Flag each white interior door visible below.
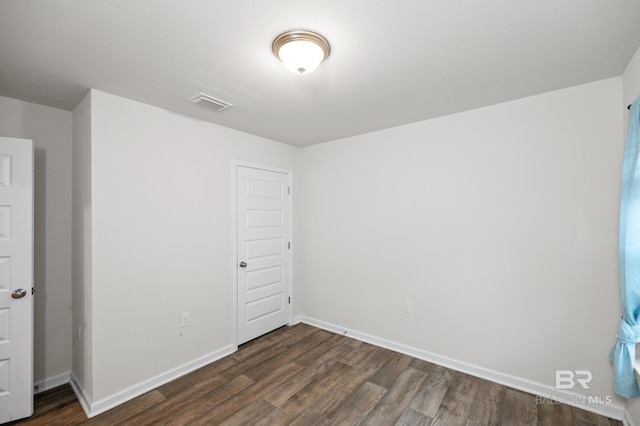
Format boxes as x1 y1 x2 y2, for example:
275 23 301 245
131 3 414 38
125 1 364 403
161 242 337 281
237 165 291 345
0 137 33 422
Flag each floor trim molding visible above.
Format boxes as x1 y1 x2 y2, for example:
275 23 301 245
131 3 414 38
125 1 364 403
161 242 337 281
293 315 626 421
69 371 93 418
34 370 71 394
624 408 636 426
70 344 236 418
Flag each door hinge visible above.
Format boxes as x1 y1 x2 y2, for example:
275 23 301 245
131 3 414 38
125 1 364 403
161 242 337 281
288 297 291 304
32 287 35 295
288 242 291 249
288 186 291 195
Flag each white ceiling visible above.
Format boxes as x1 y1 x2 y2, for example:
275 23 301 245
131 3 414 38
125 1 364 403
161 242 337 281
1 1 640 147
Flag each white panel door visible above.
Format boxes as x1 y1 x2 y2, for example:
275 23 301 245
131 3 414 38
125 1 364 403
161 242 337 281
0 137 33 423
237 165 291 344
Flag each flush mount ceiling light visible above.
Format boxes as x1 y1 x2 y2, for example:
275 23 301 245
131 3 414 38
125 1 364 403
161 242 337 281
272 30 330 75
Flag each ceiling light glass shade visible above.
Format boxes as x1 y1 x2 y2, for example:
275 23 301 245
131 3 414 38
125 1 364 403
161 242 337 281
278 40 324 74
273 30 330 75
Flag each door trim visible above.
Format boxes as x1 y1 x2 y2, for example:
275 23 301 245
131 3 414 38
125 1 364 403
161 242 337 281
231 161 293 347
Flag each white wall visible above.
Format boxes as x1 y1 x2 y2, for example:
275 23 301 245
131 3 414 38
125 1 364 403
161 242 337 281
620 45 640 426
75 90 297 402
295 77 625 410
0 96 72 387
71 92 93 395
624 46 640 108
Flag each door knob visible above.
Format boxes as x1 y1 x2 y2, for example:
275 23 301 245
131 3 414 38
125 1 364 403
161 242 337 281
239 261 247 268
11 288 27 299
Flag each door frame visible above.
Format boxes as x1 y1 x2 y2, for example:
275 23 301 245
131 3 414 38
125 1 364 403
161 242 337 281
231 160 293 347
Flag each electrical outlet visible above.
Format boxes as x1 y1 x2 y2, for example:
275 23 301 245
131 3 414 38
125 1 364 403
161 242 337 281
77 323 82 341
403 299 412 313
181 312 190 328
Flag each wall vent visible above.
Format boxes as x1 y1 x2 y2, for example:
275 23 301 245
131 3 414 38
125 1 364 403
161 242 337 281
188 92 233 112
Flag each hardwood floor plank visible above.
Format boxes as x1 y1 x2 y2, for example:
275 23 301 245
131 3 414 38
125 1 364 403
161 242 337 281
115 372 230 425
570 405 622 426
24 402 87 426
431 373 479 426
162 375 254 425
342 334 363 348
409 357 438 373
232 325 297 359
255 361 353 425
465 379 506 426
89 390 166 426
221 326 325 380
218 398 277 426
328 381 387 426
536 399 573 426
30 385 79 418
261 339 353 408
262 362 323 407
340 341 377 368
609 416 625 426
233 324 317 363
242 327 335 382
353 345 395 375
290 409 329 426
156 355 236 399
294 333 345 365
396 408 433 426
367 350 413 389
308 362 380 418
188 361 305 424
609 416 624 426
409 364 456 417
500 388 537 426
13 324 622 426
307 342 354 373
361 367 428 424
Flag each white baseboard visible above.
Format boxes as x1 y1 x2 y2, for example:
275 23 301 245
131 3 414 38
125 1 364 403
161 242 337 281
70 344 236 418
624 409 636 426
295 315 626 421
69 371 93 418
34 370 71 394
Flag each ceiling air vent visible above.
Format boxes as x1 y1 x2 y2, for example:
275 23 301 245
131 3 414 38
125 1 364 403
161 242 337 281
188 92 233 112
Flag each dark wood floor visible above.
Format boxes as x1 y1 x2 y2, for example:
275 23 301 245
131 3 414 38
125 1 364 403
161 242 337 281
13 323 621 425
